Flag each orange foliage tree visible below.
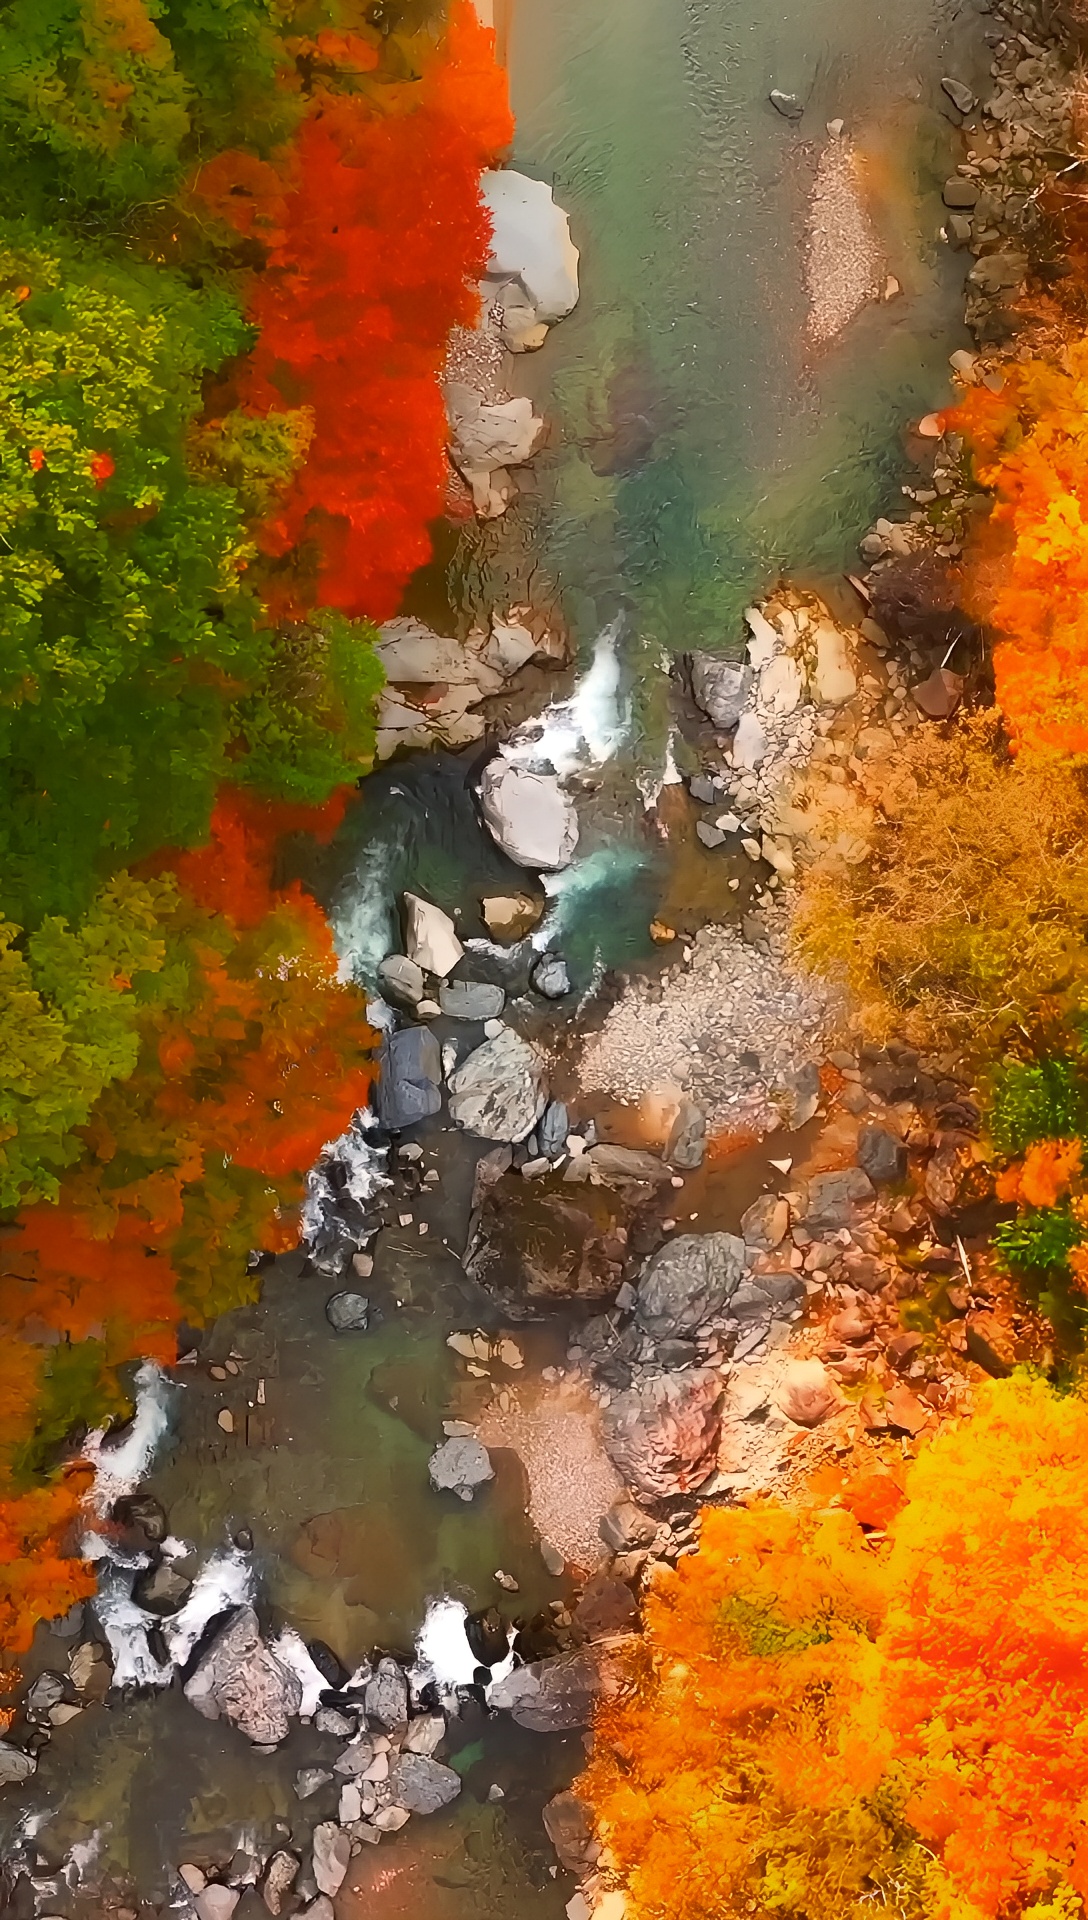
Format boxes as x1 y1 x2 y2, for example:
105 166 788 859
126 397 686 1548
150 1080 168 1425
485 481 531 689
203 0 512 619
582 1377 1088 1920
949 342 1088 753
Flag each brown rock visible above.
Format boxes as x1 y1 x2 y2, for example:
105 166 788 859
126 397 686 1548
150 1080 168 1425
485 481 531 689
574 1574 639 1639
884 1383 931 1437
886 1330 924 1369
775 1359 841 1428
964 1310 1017 1378
829 1305 875 1344
911 668 962 720
542 1791 600 1874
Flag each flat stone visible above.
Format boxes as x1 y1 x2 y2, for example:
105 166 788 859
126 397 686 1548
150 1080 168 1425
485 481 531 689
695 821 726 849
132 1559 193 1617
439 980 505 1021
543 1792 599 1874
0 1741 36 1785
296 1767 333 1798
404 893 463 978
813 623 857 705
539 1099 569 1157
856 1123 908 1185
665 1098 706 1170
402 1712 446 1756
769 87 803 118
942 176 979 209
740 1192 790 1251
941 76 975 114
429 1436 494 1502
390 1752 463 1814
801 1168 875 1233
481 893 544 941
732 711 767 769
599 1498 657 1552
481 170 580 324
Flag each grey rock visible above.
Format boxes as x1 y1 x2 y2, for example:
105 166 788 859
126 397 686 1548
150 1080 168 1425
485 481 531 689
730 1268 804 1321
364 1656 410 1730
325 1291 370 1332
132 1559 193 1617
740 1192 789 1251
599 1497 657 1553
941 76 975 114
688 654 753 729
25 1671 66 1716
665 1099 706 1170
539 1099 569 1157
801 1167 875 1232
296 1767 333 1798
856 1123 908 1185
489 1645 612 1731
112 1491 168 1542
333 1734 376 1776
311 1822 351 1899
695 821 726 849
448 1028 548 1142
968 251 1027 295
184 1606 302 1745
636 1232 747 1338
581 1144 672 1186
688 774 717 804
377 953 425 1008
428 1436 494 1502
531 954 571 999
49 1600 86 1638
479 760 578 871
0 1741 36 1785
601 1370 724 1499
376 1025 443 1131
315 1706 356 1737
542 1791 599 1874
540 1537 565 1576
301 1902 334 1920
390 1752 462 1814
439 979 505 1021
769 87 803 119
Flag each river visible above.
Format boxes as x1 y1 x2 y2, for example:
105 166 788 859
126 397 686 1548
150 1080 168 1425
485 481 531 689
4 0 982 1906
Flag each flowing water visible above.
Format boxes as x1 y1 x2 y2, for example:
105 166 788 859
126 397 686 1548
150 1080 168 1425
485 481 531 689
8 0 985 1906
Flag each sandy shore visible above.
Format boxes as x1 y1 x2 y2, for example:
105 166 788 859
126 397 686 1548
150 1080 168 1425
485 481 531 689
805 138 883 344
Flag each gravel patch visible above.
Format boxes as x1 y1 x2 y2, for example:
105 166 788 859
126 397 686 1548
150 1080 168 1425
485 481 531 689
477 1378 623 1569
577 912 834 1135
806 139 882 344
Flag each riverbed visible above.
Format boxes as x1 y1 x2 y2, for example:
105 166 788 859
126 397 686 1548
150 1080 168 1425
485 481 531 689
3 0 986 1905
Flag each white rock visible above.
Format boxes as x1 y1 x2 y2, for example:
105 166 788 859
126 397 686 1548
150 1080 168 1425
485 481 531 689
759 653 804 714
311 1823 351 1899
196 1890 239 1920
485 619 538 676
744 605 779 668
178 1866 206 1895
446 383 543 472
813 623 858 705
481 171 580 324
732 712 767 770
478 760 579 870
403 893 463 978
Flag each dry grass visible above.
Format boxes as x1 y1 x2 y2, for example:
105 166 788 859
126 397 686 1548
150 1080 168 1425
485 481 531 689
792 712 1088 1048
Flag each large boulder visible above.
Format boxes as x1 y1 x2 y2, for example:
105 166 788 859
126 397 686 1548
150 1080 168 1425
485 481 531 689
0 1741 36 1785
601 1370 724 1498
184 1607 302 1745
688 654 753 730
481 171 580 329
448 1028 548 1142
478 760 578 871
376 1026 442 1131
635 1233 747 1339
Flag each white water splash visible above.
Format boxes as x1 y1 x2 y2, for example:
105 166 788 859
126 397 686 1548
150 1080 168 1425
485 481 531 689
162 1544 255 1668
65 1829 108 1888
83 1360 175 1518
300 1106 390 1253
638 726 683 812
411 1597 515 1699
272 1626 331 1719
533 844 648 953
332 836 395 985
501 621 628 777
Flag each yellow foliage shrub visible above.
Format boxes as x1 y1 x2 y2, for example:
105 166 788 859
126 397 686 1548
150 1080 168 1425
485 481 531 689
791 712 1088 1048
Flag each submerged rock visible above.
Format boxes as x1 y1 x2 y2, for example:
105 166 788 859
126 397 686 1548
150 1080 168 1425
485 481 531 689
601 1370 724 1498
489 1645 617 1731
448 1028 548 1142
184 1606 302 1746
0 1742 36 1785
131 1559 193 1617
428 1436 494 1502
325 1291 370 1333
478 760 579 870
438 979 505 1021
